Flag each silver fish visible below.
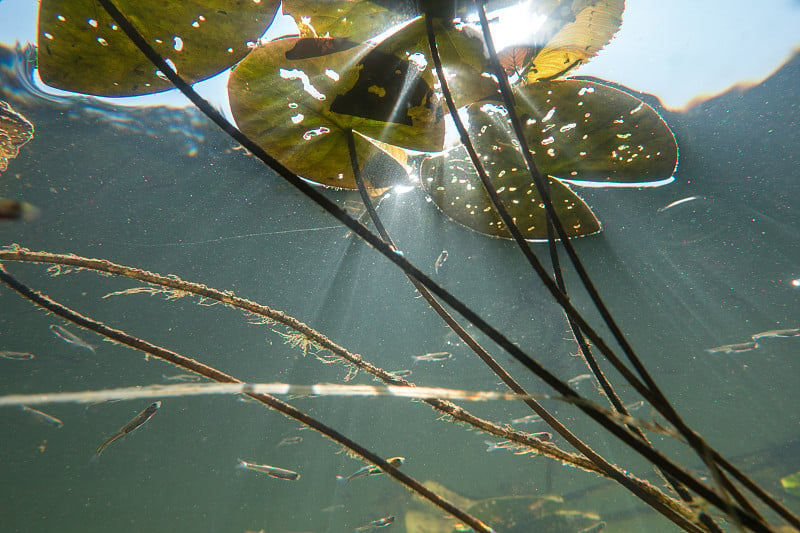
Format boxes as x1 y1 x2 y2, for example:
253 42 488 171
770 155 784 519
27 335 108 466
751 327 800 341
705 340 758 354
21 405 63 428
277 436 303 447
161 373 202 382
434 250 448 274
50 324 95 353
578 522 606 533
337 456 405 483
412 351 453 362
237 459 300 481
92 401 160 460
0 350 35 360
567 373 593 386
510 413 542 425
354 515 395 531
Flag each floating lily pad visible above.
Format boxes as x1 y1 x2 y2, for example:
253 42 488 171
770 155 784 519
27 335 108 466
37 0 278 96
371 17 499 108
420 102 600 240
282 0 413 42
516 80 678 184
228 37 443 188
0 100 34 173
524 0 625 82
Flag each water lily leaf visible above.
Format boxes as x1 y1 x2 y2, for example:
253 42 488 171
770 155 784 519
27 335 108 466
516 80 678 184
228 38 443 188
371 17 499 108
419 102 600 240
37 0 278 96
282 0 414 42
522 0 625 82
0 100 34 173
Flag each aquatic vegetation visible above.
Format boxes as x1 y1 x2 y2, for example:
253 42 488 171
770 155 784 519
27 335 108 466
1 1 799 532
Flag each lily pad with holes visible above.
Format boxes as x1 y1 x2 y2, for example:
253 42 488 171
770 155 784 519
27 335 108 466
37 0 278 97
419 102 601 240
516 80 678 184
523 0 625 82
228 37 444 189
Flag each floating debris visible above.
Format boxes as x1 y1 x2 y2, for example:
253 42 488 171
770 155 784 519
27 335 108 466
92 401 161 461
50 324 95 353
412 351 453 362
21 405 63 428
237 459 300 481
567 374 593 387
0 350 35 361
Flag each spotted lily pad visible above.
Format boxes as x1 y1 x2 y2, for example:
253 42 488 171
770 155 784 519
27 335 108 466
420 102 601 240
516 80 678 184
37 0 278 96
0 101 34 173
228 37 444 188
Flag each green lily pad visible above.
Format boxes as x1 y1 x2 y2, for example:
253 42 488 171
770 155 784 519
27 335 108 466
516 80 678 184
228 37 444 188
282 0 413 42
371 17 499 108
523 0 625 82
37 0 278 96
419 102 600 240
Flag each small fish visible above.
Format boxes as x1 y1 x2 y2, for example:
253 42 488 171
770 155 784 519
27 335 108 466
50 324 95 353
567 373 593 386
320 503 345 513
0 350 35 360
92 401 161 461
624 400 644 412
705 340 758 354
0 198 39 221
161 373 202 382
751 327 800 340
389 369 412 378
337 456 405 483
412 351 453 362
656 196 701 213
237 459 300 481
277 436 303 447
434 250 448 274
21 405 64 428
354 515 395 531
510 413 542 425
578 521 606 533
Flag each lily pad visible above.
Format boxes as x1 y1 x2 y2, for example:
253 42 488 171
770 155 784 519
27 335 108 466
0 100 34 173
524 0 625 82
419 102 600 240
371 17 499 108
37 0 278 96
228 37 444 188
282 0 413 42
516 80 678 184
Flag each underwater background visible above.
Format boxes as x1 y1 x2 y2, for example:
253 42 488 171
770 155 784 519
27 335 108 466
1 2 800 532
